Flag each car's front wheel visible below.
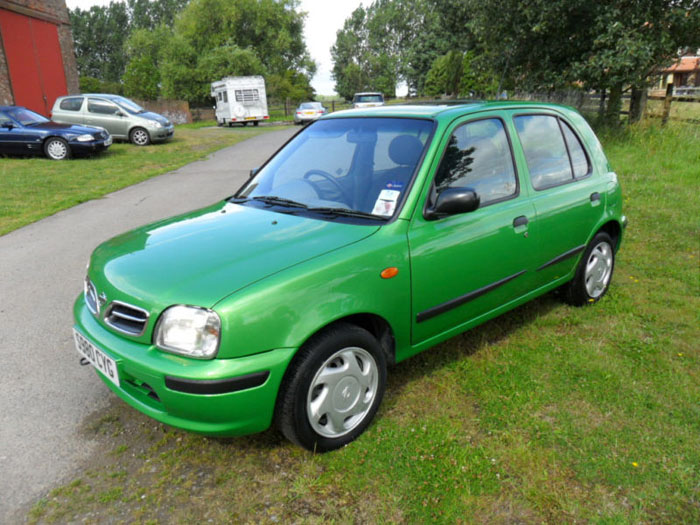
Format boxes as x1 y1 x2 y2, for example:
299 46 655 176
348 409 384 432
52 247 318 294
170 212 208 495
44 137 70 160
129 127 151 146
276 323 387 452
564 231 615 306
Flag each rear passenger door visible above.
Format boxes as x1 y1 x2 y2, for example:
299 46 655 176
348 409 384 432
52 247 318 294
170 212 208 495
511 112 606 289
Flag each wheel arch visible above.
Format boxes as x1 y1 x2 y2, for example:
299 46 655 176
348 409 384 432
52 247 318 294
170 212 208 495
596 219 622 251
294 313 396 367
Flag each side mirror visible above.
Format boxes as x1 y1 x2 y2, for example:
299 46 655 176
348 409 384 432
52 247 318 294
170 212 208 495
116 111 126 117
1 121 14 129
249 167 259 179
425 187 479 220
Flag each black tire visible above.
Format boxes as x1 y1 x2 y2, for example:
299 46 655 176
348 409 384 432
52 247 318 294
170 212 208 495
242 122 248 126
253 120 259 127
276 323 387 452
129 127 151 146
228 122 234 127
44 137 71 160
563 231 615 306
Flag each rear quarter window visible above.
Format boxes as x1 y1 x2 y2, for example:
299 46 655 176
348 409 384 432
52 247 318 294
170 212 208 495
59 97 84 111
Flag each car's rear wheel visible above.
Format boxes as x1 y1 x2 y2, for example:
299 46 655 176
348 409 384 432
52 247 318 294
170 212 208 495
44 137 70 160
564 231 615 306
253 121 259 127
276 323 386 452
129 127 150 146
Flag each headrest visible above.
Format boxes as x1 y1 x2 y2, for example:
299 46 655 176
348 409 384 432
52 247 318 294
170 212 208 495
389 135 424 166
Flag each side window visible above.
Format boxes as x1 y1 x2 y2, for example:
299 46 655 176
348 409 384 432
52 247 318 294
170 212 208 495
514 115 572 190
87 99 119 115
59 97 84 111
560 121 590 178
223 91 228 103
434 118 517 206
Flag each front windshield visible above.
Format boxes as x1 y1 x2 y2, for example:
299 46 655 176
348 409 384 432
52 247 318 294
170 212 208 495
7 108 49 126
109 96 144 114
238 117 434 220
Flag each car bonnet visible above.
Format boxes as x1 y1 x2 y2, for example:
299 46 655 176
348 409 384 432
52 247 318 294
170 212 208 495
88 201 380 312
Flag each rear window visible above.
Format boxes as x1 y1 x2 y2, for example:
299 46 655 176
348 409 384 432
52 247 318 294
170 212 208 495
235 89 259 102
59 97 83 111
354 94 384 103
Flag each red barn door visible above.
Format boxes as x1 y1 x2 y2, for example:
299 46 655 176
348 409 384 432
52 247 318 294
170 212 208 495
0 9 68 116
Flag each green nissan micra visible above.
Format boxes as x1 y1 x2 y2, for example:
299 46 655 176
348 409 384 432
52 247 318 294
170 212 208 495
74 101 626 451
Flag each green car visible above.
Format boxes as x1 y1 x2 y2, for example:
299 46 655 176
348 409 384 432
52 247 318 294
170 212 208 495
74 101 626 451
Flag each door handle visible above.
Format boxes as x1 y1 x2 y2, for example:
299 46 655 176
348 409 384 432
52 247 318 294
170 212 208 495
590 192 601 202
513 216 529 228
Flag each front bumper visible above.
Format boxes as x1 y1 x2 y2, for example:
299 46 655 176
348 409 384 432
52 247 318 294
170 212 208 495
69 138 111 154
73 295 296 436
152 125 175 141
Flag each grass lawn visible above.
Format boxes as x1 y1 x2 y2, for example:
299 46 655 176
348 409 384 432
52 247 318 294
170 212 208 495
0 125 285 236
27 122 700 524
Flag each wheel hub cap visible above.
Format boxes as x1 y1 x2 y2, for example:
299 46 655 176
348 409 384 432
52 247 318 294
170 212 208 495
584 241 613 298
307 347 378 438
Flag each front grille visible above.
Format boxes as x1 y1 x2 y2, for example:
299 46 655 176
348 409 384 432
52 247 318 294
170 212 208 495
104 301 149 336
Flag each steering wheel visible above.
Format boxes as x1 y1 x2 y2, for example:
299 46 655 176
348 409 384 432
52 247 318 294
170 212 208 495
303 169 353 206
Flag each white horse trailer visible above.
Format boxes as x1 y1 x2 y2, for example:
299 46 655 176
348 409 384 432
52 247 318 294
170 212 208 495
211 76 269 127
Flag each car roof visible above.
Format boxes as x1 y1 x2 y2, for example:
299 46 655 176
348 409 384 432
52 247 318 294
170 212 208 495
326 100 578 121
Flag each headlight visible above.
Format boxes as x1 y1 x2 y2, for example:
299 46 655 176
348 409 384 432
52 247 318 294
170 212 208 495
76 134 94 142
147 120 163 128
154 305 221 359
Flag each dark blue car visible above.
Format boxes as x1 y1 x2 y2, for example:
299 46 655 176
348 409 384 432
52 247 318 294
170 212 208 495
0 106 112 160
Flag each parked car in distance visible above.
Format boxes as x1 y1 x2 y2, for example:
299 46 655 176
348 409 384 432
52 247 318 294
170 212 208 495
352 92 384 108
52 94 174 146
0 105 111 160
74 101 626 452
294 102 327 124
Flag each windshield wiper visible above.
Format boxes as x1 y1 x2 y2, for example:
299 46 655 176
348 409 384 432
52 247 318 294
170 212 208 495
308 207 389 221
252 195 309 209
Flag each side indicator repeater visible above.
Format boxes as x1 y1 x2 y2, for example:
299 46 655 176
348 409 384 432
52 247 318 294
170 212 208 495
380 267 399 279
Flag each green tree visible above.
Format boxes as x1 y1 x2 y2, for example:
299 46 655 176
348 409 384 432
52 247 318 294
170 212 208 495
124 0 315 103
70 0 190 83
122 57 160 100
468 0 700 124
70 2 130 82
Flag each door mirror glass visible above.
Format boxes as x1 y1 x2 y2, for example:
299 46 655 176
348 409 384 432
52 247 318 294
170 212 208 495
426 187 479 220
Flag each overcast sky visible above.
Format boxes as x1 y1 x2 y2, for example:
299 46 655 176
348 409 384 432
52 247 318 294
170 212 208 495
65 0 367 95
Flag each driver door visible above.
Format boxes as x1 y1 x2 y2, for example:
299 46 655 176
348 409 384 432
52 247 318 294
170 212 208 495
408 113 537 345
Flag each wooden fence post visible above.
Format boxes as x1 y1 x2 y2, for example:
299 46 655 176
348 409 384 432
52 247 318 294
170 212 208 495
331 100 336 113
285 98 290 117
661 83 673 126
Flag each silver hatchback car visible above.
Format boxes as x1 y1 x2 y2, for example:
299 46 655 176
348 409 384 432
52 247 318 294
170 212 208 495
51 94 174 146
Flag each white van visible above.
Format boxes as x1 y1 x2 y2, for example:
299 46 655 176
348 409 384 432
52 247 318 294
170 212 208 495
211 76 269 127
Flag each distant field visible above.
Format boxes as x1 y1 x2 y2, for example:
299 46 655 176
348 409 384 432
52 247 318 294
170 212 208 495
0 125 285 236
25 121 700 524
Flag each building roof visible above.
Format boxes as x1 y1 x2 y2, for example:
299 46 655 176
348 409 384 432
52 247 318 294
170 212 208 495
662 57 700 73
